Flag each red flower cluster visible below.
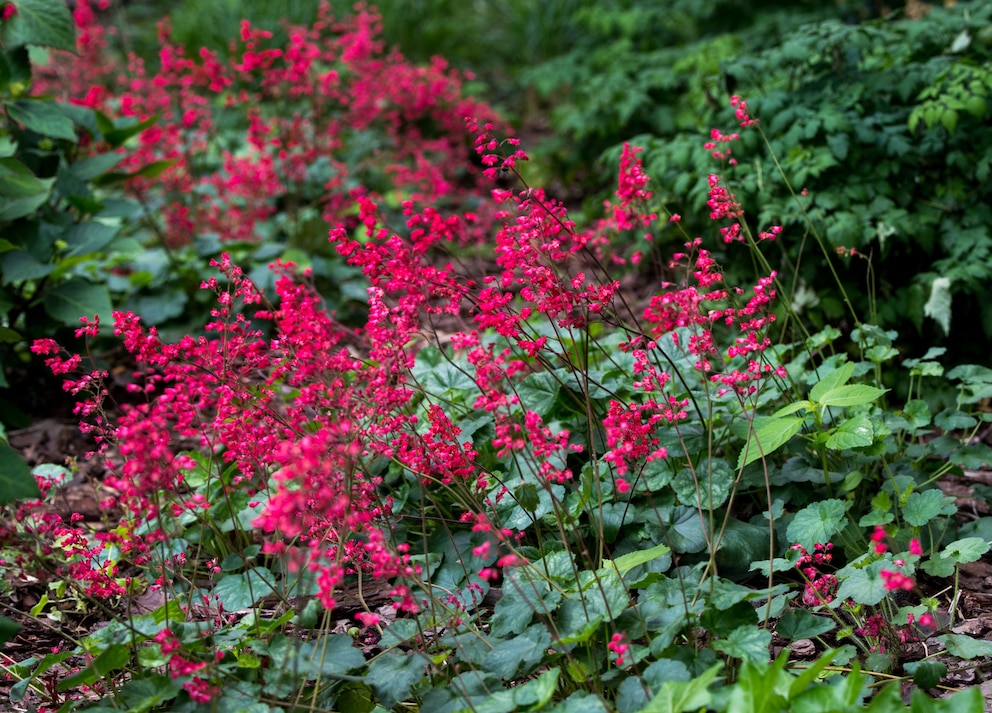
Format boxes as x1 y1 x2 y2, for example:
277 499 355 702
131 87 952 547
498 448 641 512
36 0 502 248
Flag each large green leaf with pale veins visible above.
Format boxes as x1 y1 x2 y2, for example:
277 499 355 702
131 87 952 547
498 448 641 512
0 0 75 51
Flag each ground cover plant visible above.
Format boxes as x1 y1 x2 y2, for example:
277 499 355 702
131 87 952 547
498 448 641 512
2 1 992 712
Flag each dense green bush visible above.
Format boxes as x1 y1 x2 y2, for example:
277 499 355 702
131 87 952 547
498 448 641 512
638 3 992 357
509 1 992 361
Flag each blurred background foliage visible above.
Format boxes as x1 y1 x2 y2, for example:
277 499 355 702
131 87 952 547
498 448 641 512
40 0 992 362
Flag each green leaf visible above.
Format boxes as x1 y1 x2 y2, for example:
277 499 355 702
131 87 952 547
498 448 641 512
938 633 992 659
483 625 552 678
809 361 854 401
940 109 958 135
772 400 812 417
5 99 76 141
902 489 956 527
116 676 176 713
786 499 848 553
0 616 21 646
672 458 734 509
514 482 540 513
63 221 118 255
776 609 835 640
42 278 113 326
95 114 159 149
57 643 130 691
950 443 992 470
903 660 946 690
825 416 874 450
467 669 560 713
546 692 611 713
0 157 54 220
557 569 629 640
937 537 990 565
0 442 40 504
68 152 125 181
636 663 720 713
297 634 364 678
667 506 708 553
738 416 805 469
935 409 975 431
212 568 278 612
903 400 931 429
0 0 76 51
816 384 887 408
729 656 789 713
365 652 430 709
835 561 887 606
610 543 671 577
712 625 771 664
516 370 561 416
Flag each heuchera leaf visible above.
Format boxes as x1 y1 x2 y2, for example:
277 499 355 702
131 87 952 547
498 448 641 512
636 663 720 713
902 489 956 527
776 609 835 640
938 633 992 659
786 499 848 554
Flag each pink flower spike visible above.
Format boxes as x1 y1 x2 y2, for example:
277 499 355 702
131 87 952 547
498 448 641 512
355 611 380 627
909 539 923 556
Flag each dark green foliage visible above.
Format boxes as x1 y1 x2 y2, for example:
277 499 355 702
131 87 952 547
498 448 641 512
534 1 992 360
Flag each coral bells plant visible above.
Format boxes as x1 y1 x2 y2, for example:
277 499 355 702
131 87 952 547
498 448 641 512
9 97 990 712
36 0 501 254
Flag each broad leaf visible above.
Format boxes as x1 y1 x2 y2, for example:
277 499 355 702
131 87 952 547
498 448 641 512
365 652 430 709
57 643 130 691
0 443 40 504
786 499 847 554
903 660 946 690
712 625 772 664
902 489 956 527
5 99 76 141
938 633 992 659
672 458 733 509
0 0 75 51
816 384 887 408
776 609 835 640
738 416 805 469
0 157 54 220
42 278 112 326
212 568 278 612
636 663 720 713
825 416 873 450
0 616 21 646
610 543 672 577
809 361 854 402
516 370 561 416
